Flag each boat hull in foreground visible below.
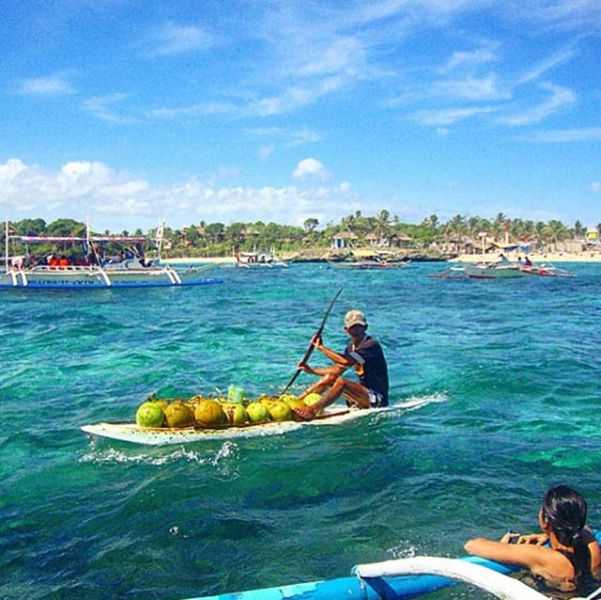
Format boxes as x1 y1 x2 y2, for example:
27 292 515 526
185 531 601 600
0 264 221 289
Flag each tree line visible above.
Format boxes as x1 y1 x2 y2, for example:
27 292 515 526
6 213 599 257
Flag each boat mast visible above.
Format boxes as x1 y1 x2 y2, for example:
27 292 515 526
4 219 8 273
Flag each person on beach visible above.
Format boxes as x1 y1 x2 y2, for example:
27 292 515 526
292 309 389 421
465 485 601 595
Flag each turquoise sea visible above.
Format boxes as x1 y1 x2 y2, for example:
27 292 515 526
2 262 601 600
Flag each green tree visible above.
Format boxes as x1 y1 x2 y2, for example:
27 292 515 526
303 218 319 233
15 218 47 236
46 218 86 237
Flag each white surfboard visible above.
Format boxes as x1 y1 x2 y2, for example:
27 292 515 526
81 399 430 446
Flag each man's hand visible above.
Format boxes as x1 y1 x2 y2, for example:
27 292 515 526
311 333 323 350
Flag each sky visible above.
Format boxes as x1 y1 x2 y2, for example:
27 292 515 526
1 0 600 232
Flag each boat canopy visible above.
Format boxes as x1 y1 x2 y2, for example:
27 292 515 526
502 243 530 252
12 235 148 244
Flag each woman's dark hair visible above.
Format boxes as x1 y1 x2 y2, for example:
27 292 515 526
542 485 591 588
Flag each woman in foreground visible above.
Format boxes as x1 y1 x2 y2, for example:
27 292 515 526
465 485 601 596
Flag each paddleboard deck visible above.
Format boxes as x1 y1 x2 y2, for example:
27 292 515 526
81 400 427 446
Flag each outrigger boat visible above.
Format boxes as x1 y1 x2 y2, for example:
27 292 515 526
235 250 288 268
0 222 221 289
432 261 573 280
328 253 411 270
185 532 601 600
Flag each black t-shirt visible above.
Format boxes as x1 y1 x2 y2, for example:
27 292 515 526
344 335 389 402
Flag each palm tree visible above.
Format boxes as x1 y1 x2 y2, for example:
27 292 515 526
375 209 391 240
542 220 568 251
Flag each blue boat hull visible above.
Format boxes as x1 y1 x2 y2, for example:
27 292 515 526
187 555 516 600
187 532 601 600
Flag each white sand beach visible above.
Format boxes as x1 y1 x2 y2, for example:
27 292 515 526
161 256 237 265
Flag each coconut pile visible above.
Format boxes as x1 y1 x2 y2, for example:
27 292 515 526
134 392 322 429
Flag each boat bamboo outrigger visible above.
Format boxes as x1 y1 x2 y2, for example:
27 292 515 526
0 221 221 289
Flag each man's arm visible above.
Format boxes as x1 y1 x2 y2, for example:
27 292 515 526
298 363 346 377
313 335 354 368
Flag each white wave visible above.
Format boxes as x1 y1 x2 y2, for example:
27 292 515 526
78 440 240 466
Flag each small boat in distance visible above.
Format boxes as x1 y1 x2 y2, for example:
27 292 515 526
328 252 411 270
431 260 574 279
0 222 221 289
235 249 288 268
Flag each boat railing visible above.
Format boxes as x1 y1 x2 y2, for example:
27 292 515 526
27 265 99 273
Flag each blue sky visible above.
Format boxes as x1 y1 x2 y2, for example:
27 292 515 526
1 0 600 232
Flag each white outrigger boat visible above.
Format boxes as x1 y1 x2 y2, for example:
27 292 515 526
0 223 221 289
432 261 573 280
235 250 288 268
328 256 411 270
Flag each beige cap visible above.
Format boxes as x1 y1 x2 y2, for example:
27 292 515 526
344 309 367 329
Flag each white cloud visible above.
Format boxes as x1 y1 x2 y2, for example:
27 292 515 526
591 182 601 193
139 22 214 57
411 106 497 126
517 127 601 143
500 82 576 126
149 102 236 119
259 145 274 159
245 127 323 149
0 158 357 229
292 158 329 180
83 93 137 124
434 73 510 101
16 76 75 97
516 45 577 85
443 47 497 72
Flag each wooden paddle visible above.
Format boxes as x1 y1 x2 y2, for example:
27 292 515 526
280 287 343 395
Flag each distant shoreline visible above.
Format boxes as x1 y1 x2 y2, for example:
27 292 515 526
161 256 237 265
161 250 601 265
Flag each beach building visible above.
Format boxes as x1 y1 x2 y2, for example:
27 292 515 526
331 231 358 250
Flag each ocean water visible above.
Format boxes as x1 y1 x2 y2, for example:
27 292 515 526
1 263 600 600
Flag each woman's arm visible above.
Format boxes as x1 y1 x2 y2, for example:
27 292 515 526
464 536 548 570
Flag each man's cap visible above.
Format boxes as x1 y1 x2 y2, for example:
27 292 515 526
344 309 367 329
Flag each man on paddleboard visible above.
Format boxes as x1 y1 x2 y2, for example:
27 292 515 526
293 309 389 420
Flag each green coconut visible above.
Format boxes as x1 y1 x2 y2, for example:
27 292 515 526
154 399 169 410
259 395 277 407
303 393 324 415
135 401 165 428
281 396 306 411
164 402 195 428
269 400 292 422
194 400 227 427
246 401 271 423
223 402 248 426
